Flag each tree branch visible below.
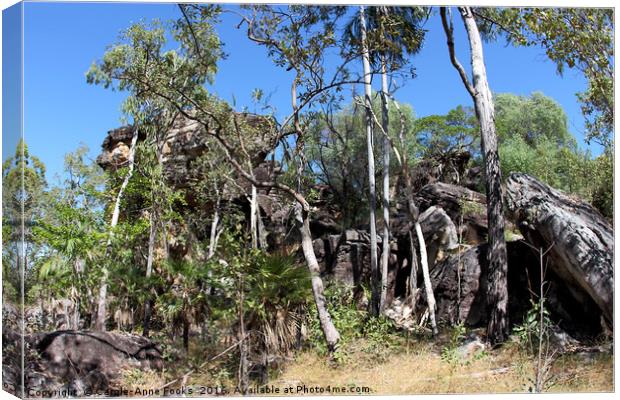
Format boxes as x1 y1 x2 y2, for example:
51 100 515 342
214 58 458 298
440 7 476 99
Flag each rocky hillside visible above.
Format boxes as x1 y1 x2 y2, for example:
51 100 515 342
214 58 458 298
95 118 614 339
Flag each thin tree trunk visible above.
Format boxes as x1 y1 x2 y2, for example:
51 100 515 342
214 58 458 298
94 128 139 331
359 5 380 316
295 205 340 352
208 194 221 259
143 210 157 337
237 275 249 394
206 194 221 298
389 97 435 328
408 230 419 304
379 54 391 313
72 258 84 330
183 320 190 352
442 6 509 344
144 133 167 338
291 80 340 353
415 222 437 335
257 207 269 249
250 184 258 249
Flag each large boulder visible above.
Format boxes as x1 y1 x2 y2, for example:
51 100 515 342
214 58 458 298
31 331 162 395
316 230 381 286
505 173 613 325
426 241 605 337
97 113 275 186
418 206 459 269
314 206 459 308
415 182 488 244
2 329 162 397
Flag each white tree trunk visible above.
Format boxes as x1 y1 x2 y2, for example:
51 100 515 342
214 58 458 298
415 222 438 335
142 210 157 337
208 194 221 259
408 231 419 303
291 81 340 352
250 184 258 249
94 128 139 331
359 6 380 316
379 55 391 313
257 206 269 249
295 205 340 351
458 6 509 344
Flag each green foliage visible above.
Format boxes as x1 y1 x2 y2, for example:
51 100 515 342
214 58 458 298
413 105 478 159
498 133 609 215
440 323 467 367
360 315 396 361
306 284 397 363
481 8 613 147
2 140 48 300
492 92 611 215
155 258 210 332
306 98 417 227
307 284 365 357
201 224 312 359
494 92 574 147
590 150 613 219
512 299 552 355
344 6 427 72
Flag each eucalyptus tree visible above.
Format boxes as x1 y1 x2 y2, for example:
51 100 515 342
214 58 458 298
234 4 364 352
364 6 425 313
306 98 418 229
346 6 437 326
356 6 380 316
440 6 509 344
87 13 222 331
88 5 353 352
477 8 614 148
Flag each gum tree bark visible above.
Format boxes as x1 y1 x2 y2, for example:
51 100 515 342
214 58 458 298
292 82 340 352
379 53 391 313
441 6 509 344
94 128 139 331
250 184 258 249
359 5 380 316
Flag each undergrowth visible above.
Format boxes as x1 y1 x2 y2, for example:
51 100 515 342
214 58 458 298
306 284 401 364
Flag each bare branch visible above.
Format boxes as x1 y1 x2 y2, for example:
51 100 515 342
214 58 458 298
440 7 476 99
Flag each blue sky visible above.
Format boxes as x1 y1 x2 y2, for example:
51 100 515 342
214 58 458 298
2 2 22 163
16 1 600 182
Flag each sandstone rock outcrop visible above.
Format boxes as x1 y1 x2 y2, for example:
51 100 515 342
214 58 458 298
97 113 276 182
2 329 163 397
505 173 613 325
425 239 606 338
415 182 488 244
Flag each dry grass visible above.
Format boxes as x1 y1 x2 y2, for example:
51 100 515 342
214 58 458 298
273 338 613 395
117 333 613 396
